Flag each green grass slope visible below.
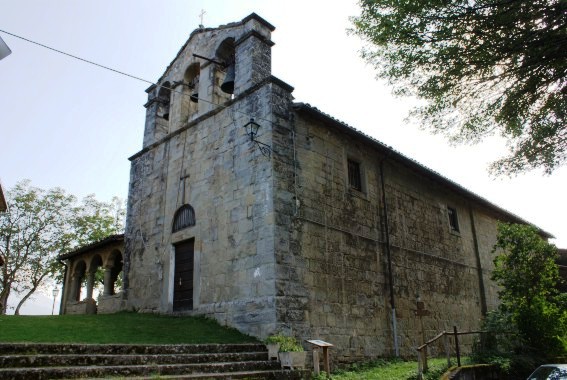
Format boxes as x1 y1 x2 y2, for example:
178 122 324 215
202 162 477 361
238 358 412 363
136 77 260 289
0 312 257 344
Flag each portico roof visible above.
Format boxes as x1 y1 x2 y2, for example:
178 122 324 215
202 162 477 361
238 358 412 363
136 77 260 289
58 234 124 261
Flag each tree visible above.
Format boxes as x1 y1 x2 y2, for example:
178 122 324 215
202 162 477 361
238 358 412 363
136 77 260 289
72 194 125 248
0 181 124 315
351 0 567 175
491 223 566 356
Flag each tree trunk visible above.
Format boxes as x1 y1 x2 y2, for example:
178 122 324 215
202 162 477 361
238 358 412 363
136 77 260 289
0 287 10 315
14 286 37 315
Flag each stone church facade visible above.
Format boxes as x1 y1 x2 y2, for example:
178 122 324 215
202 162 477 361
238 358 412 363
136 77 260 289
59 13 552 360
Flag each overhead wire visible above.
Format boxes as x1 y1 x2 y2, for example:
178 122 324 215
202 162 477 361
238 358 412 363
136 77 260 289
0 29 154 86
1 28 295 269
0 28 274 126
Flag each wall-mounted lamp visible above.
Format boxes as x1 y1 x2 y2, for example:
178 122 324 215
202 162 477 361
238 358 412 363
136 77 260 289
243 118 271 158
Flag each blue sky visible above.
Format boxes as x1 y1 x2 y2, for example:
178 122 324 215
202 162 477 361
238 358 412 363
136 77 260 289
1 0 566 313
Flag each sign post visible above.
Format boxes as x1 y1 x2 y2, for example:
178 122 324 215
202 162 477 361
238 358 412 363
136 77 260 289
306 339 334 377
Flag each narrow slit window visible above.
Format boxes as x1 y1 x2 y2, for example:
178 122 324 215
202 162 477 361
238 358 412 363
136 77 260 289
348 159 362 192
448 206 460 232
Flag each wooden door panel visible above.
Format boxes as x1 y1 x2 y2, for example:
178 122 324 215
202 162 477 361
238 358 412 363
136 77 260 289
173 239 194 311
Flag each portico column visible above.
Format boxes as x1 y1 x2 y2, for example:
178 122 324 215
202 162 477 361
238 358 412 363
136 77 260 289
69 273 80 301
86 270 96 300
103 266 114 296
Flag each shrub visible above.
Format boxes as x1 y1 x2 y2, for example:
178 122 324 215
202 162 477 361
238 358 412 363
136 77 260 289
279 336 304 352
265 334 304 352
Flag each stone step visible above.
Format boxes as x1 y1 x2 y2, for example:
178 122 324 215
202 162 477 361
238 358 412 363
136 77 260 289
0 360 283 380
0 342 309 380
0 351 269 368
0 342 266 356
115 369 310 379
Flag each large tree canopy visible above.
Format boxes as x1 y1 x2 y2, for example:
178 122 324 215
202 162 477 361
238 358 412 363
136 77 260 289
352 0 567 175
0 181 124 314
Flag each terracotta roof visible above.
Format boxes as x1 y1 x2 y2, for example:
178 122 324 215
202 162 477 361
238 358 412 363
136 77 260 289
293 102 553 238
58 234 124 261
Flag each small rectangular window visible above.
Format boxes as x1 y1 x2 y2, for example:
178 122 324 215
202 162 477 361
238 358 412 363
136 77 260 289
448 206 460 232
348 159 362 192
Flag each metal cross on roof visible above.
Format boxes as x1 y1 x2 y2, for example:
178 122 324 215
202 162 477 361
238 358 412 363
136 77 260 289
199 9 206 28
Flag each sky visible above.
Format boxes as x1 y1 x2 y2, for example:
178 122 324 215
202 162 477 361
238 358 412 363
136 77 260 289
1 0 566 314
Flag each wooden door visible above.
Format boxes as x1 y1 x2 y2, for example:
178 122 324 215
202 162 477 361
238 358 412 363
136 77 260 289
173 239 194 311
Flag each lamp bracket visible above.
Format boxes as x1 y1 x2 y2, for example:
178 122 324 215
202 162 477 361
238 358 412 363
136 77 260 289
243 118 272 158
255 140 272 158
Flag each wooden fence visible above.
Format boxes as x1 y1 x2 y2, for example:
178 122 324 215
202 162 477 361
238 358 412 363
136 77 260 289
416 326 485 379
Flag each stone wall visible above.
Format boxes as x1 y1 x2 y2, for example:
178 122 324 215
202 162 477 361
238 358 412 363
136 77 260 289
273 112 505 361
97 294 125 314
126 88 280 336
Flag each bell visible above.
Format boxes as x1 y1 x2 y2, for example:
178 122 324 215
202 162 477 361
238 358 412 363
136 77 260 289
220 64 235 94
190 76 199 103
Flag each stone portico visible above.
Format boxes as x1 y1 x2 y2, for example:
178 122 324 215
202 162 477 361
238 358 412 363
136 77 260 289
59 234 125 315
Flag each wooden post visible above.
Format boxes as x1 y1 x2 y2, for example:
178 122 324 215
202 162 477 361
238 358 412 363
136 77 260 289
417 348 423 380
444 332 451 367
453 326 461 367
322 346 331 375
415 299 430 372
312 347 320 376
306 339 334 378
420 315 428 371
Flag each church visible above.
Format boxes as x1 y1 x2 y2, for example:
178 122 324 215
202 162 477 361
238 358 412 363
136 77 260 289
58 13 552 360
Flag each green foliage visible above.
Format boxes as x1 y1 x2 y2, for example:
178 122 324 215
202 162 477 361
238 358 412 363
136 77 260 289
331 358 452 380
265 333 304 351
491 223 566 356
311 371 329 380
71 194 125 248
351 0 567 174
0 180 125 314
277 336 304 352
472 310 521 355
493 223 560 308
0 312 257 344
265 332 288 345
473 223 567 377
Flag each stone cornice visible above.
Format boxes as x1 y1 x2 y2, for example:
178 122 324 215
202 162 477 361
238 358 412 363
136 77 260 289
235 30 275 48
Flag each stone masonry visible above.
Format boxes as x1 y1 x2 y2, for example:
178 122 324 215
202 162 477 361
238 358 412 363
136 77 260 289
125 14 285 339
120 13 553 362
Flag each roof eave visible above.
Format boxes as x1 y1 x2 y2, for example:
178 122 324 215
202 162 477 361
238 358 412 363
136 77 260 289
58 234 125 261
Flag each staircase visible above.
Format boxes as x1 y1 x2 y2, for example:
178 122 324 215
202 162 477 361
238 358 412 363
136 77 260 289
0 342 309 379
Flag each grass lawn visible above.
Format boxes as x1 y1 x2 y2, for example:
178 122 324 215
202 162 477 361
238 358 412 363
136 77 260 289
328 358 464 380
0 312 257 344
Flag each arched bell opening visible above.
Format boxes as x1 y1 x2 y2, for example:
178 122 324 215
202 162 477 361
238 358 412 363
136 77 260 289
214 38 235 103
181 63 201 122
157 81 172 121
